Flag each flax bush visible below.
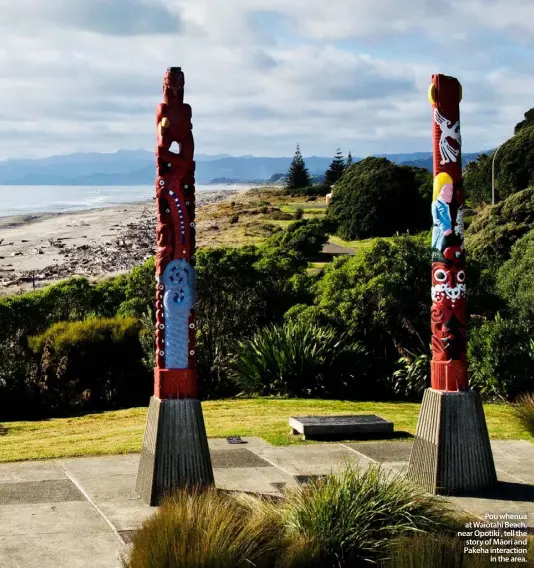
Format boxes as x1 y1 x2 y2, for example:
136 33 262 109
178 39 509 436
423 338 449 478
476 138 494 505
230 320 366 397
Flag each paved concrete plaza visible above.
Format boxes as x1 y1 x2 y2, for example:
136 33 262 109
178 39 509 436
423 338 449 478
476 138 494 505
0 438 532 567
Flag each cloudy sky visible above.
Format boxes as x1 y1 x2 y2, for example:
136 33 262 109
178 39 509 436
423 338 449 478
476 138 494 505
0 0 533 160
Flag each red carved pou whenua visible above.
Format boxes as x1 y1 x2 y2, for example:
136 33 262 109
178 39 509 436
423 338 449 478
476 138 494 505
154 67 197 399
429 74 467 391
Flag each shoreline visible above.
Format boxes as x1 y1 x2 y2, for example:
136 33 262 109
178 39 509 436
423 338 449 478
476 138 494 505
0 189 244 294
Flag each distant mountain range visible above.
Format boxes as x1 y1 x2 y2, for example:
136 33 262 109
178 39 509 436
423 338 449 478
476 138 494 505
0 149 488 186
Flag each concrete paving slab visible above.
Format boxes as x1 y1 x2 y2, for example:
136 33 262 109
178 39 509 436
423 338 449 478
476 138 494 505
0 502 110 536
214 466 297 495
71 473 139 501
252 444 373 476
0 461 65 484
58 454 140 477
0 533 123 568
210 448 271 468
346 441 413 463
0 479 84 505
97 499 154 531
491 440 534 484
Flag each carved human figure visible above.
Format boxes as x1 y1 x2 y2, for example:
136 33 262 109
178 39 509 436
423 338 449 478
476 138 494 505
431 172 454 252
153 67 198 399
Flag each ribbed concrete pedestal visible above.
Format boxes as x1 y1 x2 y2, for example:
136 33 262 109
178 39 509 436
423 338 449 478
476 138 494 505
136 396 214 506
407 389 497 495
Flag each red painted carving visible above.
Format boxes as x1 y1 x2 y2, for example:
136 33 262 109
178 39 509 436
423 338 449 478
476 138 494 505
429 74 468 391
154 67 197 399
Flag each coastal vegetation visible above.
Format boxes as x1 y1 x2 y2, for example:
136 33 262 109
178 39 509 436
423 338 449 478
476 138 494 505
1 111 534 451
0 177 533 422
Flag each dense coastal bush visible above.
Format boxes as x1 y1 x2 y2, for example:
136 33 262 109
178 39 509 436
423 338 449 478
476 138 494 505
467 315 534 400
327 157 429 240
1 199 534 416
28 316 148 412
465 187 534 268
287 235 430 398
496 229 534 323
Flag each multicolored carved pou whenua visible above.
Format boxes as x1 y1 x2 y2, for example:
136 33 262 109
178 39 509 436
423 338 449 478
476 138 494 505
154 67 197 399
429 74 467 391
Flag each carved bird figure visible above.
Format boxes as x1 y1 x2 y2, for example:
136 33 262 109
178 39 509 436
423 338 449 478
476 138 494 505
434 109 461 165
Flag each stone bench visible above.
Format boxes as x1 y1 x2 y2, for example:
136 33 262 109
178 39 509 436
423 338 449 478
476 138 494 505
289 414 394 440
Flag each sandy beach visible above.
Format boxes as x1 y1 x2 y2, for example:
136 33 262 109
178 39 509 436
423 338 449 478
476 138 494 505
0 189 241 294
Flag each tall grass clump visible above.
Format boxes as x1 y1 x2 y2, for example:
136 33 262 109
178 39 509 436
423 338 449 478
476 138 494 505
281 464 456 567
513 392 534 436
231 320 365 397
122 486 283 568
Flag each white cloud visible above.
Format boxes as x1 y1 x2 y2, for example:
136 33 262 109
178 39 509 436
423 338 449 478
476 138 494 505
0 0 532 159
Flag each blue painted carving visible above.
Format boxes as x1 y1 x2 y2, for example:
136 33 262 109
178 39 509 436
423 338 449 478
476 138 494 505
162 259 196 368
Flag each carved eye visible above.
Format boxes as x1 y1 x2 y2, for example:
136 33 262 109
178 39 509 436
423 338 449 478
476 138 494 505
457 270 465 283
434 269 447 282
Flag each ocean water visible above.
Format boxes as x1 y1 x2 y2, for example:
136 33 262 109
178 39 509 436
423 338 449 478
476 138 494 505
0 184 253 217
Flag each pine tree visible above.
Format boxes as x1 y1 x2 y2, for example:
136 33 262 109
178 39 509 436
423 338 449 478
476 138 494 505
346 150 353 167
286 144 312 190
324 148 346 186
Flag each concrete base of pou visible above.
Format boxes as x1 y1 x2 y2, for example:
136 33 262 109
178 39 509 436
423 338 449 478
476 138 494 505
407 388 497 495
136 396 214 506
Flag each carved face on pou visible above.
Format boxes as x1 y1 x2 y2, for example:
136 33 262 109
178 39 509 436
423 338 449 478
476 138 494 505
163 68 184 105
431 261 466 303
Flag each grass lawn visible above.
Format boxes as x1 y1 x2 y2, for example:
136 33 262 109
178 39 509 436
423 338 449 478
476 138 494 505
0 398 530 463
329 235 382 254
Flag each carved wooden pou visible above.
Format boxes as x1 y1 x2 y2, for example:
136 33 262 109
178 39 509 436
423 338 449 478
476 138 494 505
429 74 467 392
154 67 197 400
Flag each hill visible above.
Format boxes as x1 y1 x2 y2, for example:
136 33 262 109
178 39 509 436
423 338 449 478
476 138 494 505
0 149 484 186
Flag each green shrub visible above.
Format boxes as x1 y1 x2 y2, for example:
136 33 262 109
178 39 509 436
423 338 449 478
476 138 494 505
122 487 281 568
263 218 333 260
28 316 149 412
91 275 128 317
303 235 430 397
496 229 534 323
465 187 534 269
195 245 310 398
463 153 492 207
327 157 429 240
0 331 42 420
512 391 534 436
282 464 456 567
138 311 156 372
231 320 366 397
0 277 95 338
294 207 304 220
123 256 155 312
493 125 534 200
468 315 534 399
